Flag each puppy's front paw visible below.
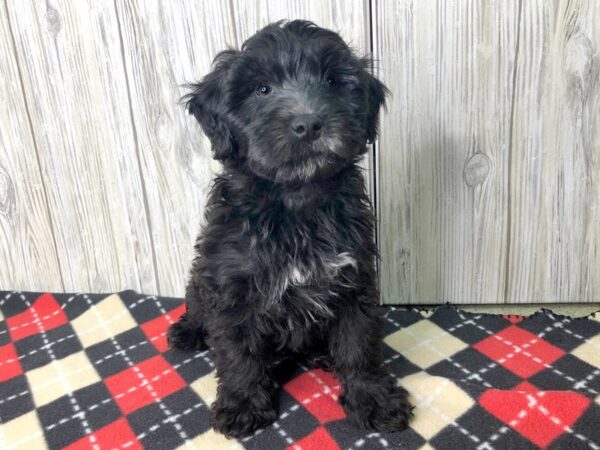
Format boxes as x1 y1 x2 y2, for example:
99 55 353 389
167 318 207 351
342 381 413 433
211 395 277 438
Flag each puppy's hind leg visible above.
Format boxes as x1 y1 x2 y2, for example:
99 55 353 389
168 282 208 351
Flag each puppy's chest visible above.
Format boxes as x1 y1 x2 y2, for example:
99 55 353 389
249 214 359 298
263 241 357 327
280 251 357 287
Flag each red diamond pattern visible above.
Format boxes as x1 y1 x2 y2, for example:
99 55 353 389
284 369 345 423
104 355 186 414
6 293 68 341
480 382 591 448
473 325 565 377
286 426 340 450
140 304 186 352
0 342 23 382
63 418 142 450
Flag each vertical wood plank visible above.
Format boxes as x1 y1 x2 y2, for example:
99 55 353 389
375 0 519 304
231 0 369 50
0 5 63 291
6 0 157 294
507 0 600 303
114 0 236 297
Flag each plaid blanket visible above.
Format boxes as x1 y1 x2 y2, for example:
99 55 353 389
0 291 599 450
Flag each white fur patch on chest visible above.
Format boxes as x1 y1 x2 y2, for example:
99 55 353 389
289 265 310 284
265 252 358 324
323 252 358 274
284 252 357 287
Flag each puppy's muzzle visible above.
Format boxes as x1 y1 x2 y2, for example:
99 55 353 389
291 113 323 141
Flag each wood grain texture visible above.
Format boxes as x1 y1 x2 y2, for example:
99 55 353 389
6 0 156 293
114 0 236 297
231 0 375 195
3 1 598 304
231 0 369 50
506 0 600 303
375 0 520 304
0 5 63 291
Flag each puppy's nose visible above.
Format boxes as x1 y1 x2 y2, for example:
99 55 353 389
291 114 322 141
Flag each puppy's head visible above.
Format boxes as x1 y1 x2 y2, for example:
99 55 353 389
186 20 388 184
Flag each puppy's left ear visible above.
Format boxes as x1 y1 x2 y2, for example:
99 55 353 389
363 66 389 144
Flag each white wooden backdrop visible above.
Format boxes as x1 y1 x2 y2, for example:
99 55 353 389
1 0 598 304
376 0 600 304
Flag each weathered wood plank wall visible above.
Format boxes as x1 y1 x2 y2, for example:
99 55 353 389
1 0 598 304
0 0 371 297
505 0 600 303
376 0 600 304
0 6 63 291
4 0 156 294
114 0 233 297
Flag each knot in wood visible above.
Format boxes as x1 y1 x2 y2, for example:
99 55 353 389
45 7 62 36
463 153 491 187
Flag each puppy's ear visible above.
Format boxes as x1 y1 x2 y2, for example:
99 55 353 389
185 50 239 162
363 64 389 144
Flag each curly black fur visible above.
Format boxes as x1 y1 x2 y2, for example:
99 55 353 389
168 20 413 438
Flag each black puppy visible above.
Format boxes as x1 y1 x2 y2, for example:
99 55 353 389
168 20 412 438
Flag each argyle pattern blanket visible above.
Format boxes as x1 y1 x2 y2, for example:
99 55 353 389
0 291 599 450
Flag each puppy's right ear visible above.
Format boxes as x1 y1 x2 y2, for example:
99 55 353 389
185 50 239 162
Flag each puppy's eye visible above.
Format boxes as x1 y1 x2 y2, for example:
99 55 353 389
256 84 272 97
326 77 336 87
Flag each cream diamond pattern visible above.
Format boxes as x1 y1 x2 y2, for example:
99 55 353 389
571 335 600 368
402 372 475 440
71 294 137 348
385 320 468 368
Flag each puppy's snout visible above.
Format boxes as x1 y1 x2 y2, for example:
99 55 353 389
291 114 322 141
